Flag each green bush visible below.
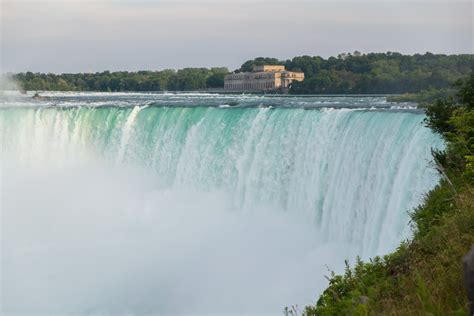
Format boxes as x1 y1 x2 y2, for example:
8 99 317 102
304 73 474 315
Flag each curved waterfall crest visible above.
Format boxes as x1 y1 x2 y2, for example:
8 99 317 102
0 104 442 314
1 106 441 255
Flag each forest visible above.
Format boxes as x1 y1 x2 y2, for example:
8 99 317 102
10 52 474 94
12 68 229 92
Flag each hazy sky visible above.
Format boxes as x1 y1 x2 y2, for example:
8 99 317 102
1 0 472 73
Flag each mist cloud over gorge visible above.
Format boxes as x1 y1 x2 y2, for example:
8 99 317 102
2 157 354 314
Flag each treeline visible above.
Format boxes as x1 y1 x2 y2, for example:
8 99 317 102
240 52 473 94
12 68 229 92
11 52 474 94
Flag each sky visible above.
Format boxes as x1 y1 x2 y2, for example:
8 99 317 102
1 0 473 73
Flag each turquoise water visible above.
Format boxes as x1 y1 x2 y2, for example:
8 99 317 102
0 93 442 315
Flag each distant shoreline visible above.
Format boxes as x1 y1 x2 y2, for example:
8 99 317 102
8 53 473 95
2 90 403 97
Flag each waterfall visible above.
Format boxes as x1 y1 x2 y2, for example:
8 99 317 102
0 104 442 315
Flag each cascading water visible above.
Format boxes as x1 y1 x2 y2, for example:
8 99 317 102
0 92 442 315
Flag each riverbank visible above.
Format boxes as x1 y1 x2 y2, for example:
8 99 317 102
387 87 457 106
304 74 474 315
305 182 473 315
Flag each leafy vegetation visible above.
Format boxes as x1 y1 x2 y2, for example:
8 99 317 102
386 87 457 106
12 67 229 92
303 73 474 315
242 52 473 94
10 52 474 94
290 52 472 94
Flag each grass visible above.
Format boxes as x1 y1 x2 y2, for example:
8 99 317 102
305 183 473 315
304 72 474 315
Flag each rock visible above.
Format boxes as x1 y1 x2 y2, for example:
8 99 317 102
32 92 51 101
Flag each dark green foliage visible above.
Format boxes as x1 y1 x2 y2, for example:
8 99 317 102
305 73 474 315
13 52 473 93
410 180 458 237
424 99 457 135
265 52 473 94
426 73 474 180
205 67 229 88
239 57 282 72
12 67 230 92
173 68 209 91
456 73 474 109
306 177 474 316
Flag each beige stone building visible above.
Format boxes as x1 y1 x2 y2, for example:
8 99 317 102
224 65 304 92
